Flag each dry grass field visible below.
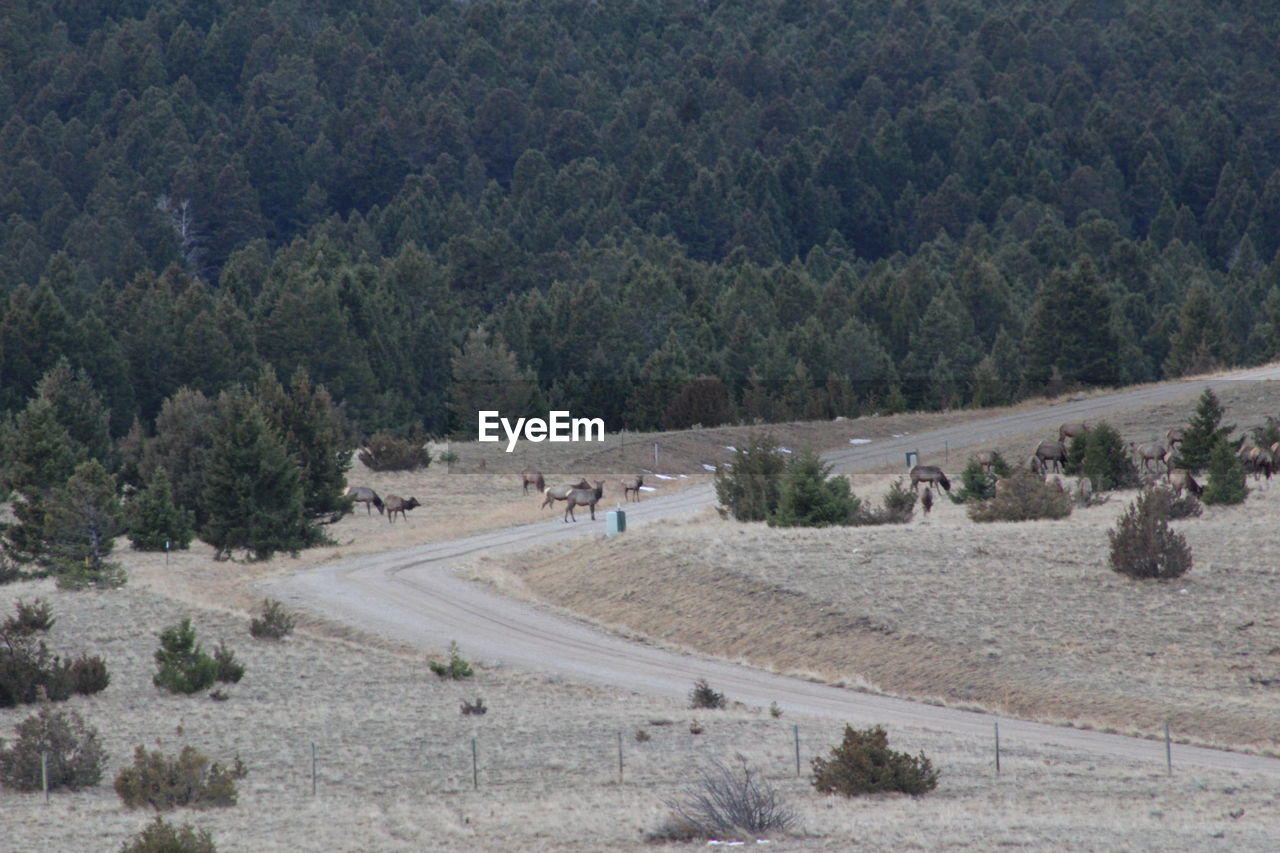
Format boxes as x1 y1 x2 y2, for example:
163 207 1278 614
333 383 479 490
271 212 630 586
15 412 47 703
3 580 1280 852
4 383 1280 850
474 384 1280 758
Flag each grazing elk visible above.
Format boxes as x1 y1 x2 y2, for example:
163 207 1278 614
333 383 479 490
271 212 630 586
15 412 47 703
520 468 546 496
1130 442 1168 476
620 474 644 502
1059 422 1090 443
384 495 421 523
1241 445 1274 485
1168 468 1203 499
1166 428 1186 452
345 486 384 516
909 465 951 493
1033 440 1068 474
563 481 605 522
540 479 591 510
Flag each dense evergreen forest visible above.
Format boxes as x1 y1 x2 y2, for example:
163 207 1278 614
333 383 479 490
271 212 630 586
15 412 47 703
3 0 1280 440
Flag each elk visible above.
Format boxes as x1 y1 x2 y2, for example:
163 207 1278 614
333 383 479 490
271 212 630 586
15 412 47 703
1033 440 1068 474
1059 422 1089 443
1166 428 1186 451
541 479 591 510
563 481 605 522
1241 445 1274 485
1130 442 1168 476
974 450 996 475
384 495 420 523
1168 468 1202 498
520 468 546 496
620 474 644 502
909 465 951 493
344 486 384 516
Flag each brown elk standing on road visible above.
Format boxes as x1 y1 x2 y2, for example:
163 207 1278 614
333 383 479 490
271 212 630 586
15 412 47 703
541 479 591 510
563 481 605 522
620 474 644 502
384 495 420 523
520 468 545 496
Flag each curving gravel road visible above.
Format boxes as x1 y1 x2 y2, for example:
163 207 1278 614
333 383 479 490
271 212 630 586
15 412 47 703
266 366 1280 776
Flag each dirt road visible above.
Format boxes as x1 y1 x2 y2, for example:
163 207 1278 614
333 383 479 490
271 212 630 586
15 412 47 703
266 366 1280 776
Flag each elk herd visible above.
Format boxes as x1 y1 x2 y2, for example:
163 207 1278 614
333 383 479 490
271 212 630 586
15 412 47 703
342 467 648 527
908 417 1276 507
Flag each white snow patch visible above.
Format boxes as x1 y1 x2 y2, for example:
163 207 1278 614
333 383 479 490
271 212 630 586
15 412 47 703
653 473 676 480
848 438 872 445
702 463 717 471
778 447 792 454
639 486 657 492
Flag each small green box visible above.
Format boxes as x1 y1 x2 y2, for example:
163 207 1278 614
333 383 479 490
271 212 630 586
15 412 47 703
607 509 626 536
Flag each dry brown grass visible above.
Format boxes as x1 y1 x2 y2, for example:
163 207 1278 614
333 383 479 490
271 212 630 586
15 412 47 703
485 474 1280 756
4 383 1280 849
3 580 1279 851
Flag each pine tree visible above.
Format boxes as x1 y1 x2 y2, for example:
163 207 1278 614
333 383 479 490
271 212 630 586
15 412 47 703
200 392 318 561
1 397 85 562
1079 421 1141 491
126 467 194 552
714 433 787 522
1022 261 1120 388
1163 285 1233 378
44 459 125 589
1202 441 1248 505
254 367 352 520
770 450 859 527
1174 388 1234 473
446 327 541 437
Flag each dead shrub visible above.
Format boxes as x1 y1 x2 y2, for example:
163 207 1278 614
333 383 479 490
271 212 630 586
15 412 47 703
811 725 938 796
460 697 487 716
654 756 796 841
114 745 247 811
1108 488 1193 580
121 816 218 853
968 470 1072 522
0 705 106 792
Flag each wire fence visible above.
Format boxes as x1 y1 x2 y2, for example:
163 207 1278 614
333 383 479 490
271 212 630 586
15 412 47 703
0 714 1187 809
